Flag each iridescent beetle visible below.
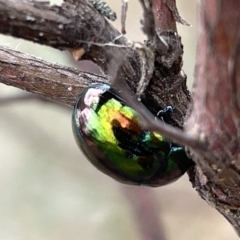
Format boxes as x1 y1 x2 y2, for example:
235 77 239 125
72 83 192 187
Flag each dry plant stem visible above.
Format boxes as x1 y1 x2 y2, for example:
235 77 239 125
0 0 190 125
152 0 177 33
163 0 190 26
0 47 107 106
185 0 240 235
0 0 194 147
0 0 128 71
122 186 166 240
132 0 190 132
121 0 128 34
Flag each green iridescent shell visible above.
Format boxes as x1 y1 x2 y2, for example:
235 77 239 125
72 83 192 187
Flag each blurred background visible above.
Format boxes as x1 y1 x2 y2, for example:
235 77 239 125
0 0 237 239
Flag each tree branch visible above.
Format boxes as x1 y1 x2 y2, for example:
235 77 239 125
122 186 167 240
185 0 240 234
0 0 191 127
0 0 128 71
0 46 107 106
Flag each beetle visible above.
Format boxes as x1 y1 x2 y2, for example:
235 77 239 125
72 83 192 187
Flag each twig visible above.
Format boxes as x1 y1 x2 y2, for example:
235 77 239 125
121 0 128 34
0 0 128 71
121 186 167 240
0 46 108 106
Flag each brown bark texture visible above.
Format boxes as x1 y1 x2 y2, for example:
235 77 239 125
185 0 240 235
0 0 240 236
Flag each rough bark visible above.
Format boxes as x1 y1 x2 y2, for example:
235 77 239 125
0 48 107 105
0 0 193 147
185 0 240 235
0 47 107 106
0 0 240 236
